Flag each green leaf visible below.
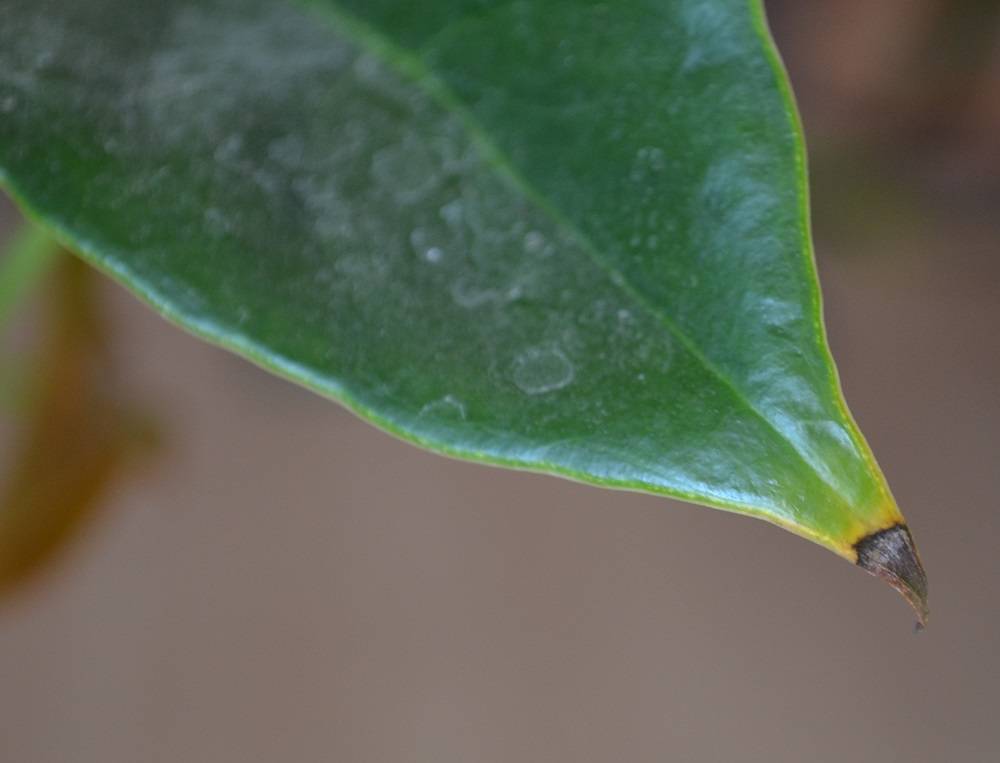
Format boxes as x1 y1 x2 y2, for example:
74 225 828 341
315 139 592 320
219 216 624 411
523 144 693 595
0 0 926 619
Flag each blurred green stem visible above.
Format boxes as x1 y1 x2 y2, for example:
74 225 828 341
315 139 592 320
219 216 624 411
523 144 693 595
0 222 60 329
1 220 60 411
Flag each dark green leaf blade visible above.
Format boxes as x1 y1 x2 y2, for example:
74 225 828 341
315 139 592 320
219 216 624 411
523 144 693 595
0 0 925 617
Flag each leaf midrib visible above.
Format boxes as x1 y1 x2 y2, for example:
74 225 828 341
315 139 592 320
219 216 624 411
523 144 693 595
294 0 855 515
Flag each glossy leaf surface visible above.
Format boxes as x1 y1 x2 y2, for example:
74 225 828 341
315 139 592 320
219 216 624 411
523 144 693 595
0 0 925 617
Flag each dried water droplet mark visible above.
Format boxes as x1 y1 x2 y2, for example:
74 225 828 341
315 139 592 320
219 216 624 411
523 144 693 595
293 175 355 241
213 133 243 163
370 137 440 204
440 198 464 228
450 277 527 309
523 230 546 254
640 146 667 169
511 347 575 395
419 394 466 420
505 284 524 301
203 207 232 237
409 227 447 264
630 146 667 182
1 95 18 113
450 279 502 309
33 47 56 71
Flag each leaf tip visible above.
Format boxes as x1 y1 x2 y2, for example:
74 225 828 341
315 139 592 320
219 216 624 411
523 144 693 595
854 523 929 628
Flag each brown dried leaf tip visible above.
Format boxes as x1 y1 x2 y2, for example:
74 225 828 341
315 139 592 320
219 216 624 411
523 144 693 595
854 524 929 629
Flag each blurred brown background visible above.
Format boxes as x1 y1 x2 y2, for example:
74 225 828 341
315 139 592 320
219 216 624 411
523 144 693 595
1 1 998 760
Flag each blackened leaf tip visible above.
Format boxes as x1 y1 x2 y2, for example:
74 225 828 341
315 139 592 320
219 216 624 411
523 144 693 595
855 524 928 627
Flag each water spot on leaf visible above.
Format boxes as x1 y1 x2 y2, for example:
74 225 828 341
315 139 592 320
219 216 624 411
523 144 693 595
370 137 440 204
630 146 667 183
511 346 575 395
505 284 524 301
450 279 502 308
440 198 464 228
419 394 466 420
203 207 232 237
409 227 447 264
523 230 546 254
214 133 243 163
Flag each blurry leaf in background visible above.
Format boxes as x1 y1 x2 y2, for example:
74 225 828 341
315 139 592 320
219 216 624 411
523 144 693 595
0 235 158 597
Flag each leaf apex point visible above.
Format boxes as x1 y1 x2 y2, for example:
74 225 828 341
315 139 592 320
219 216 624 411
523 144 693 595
855 523 929 627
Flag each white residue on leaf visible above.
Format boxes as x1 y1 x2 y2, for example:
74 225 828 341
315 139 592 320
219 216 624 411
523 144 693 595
409 227 447 264
450 278 525 309
140 5 353 145
450 279 503 309
630 145 667 182
511 346 575 395
370 134 441 205
419 394 467 420
681 4 743 73
439 198 464 228
203 207 232 237
523 230 546 254
213 133 244 163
